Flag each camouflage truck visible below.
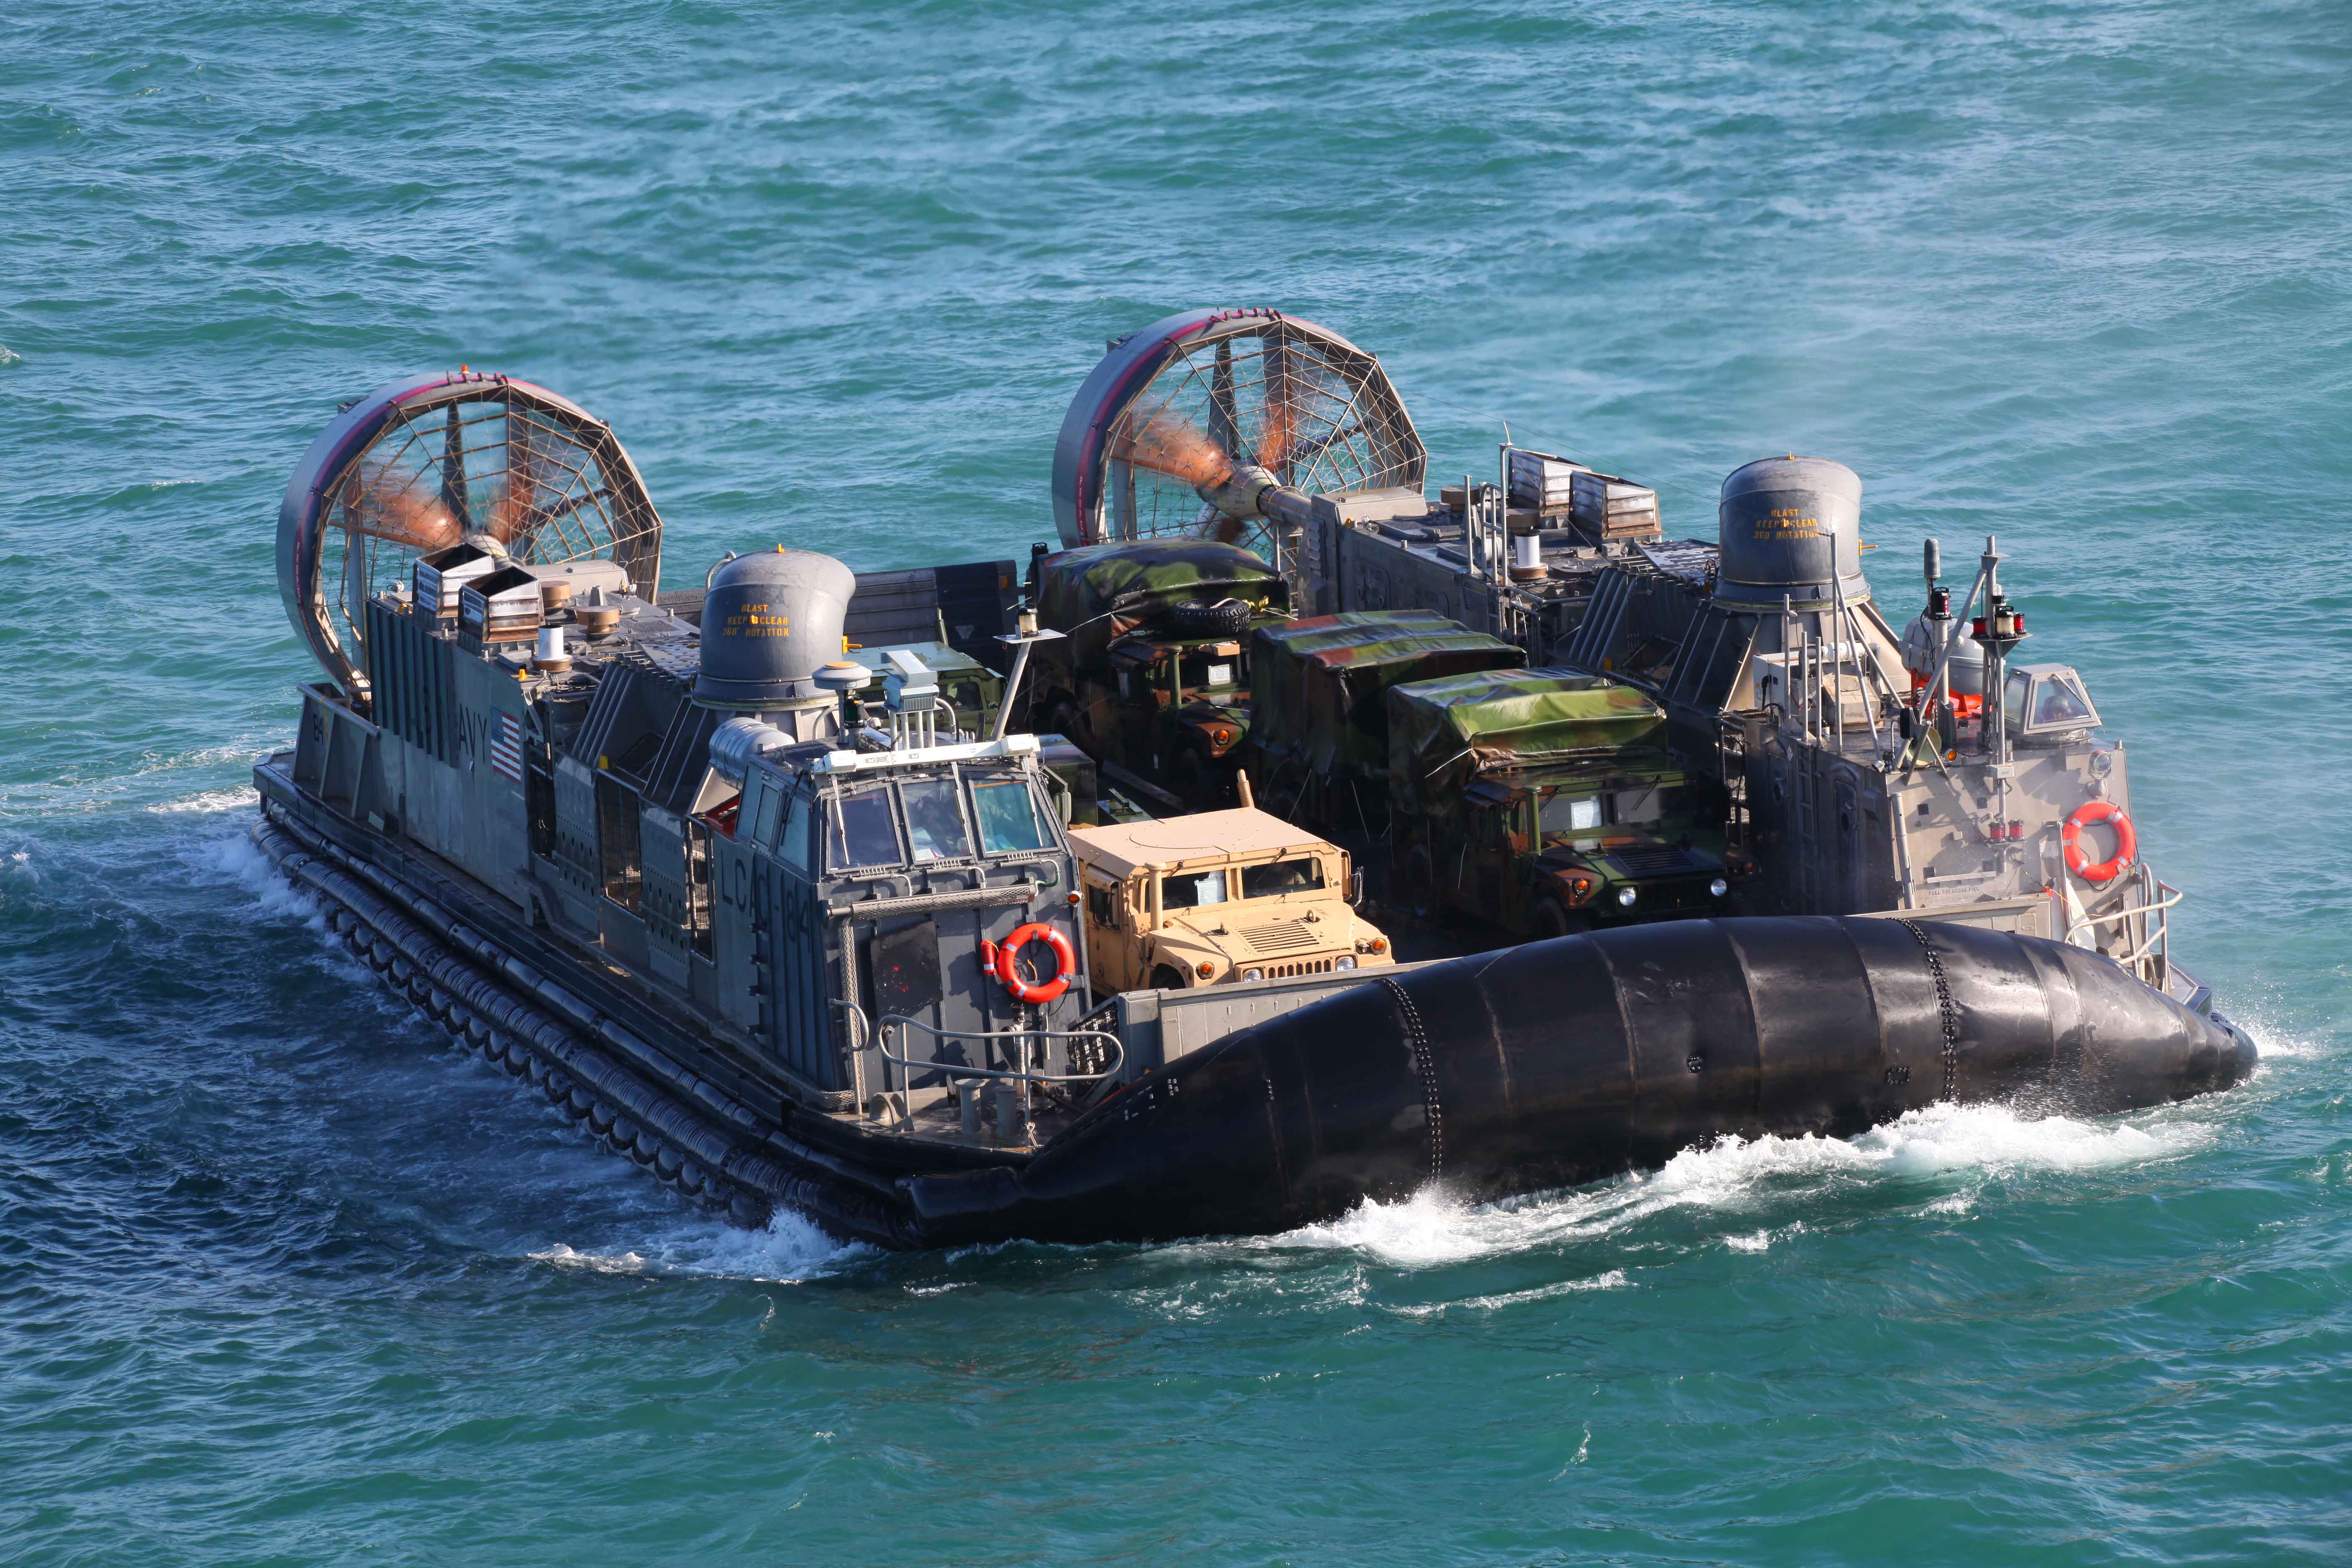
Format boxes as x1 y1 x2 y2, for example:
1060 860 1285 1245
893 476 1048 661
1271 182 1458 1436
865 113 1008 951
1069 807 1394 993
1245 610 1526 832
1387 669 1734 937
1026 539 1289 807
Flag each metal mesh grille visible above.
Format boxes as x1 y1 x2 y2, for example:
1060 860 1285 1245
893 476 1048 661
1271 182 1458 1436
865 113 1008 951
309 384 661 697
1101 320 1423 560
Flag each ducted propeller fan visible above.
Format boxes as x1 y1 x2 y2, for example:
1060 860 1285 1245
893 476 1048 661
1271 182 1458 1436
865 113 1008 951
1050 309 1426 564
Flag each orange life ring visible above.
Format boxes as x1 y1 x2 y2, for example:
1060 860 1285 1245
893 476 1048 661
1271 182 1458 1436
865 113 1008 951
2063 800 2137 884
994 922 1075 1005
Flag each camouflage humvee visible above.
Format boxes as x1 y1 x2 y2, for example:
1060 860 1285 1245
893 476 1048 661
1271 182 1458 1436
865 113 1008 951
1025 539 1289 807
1387 668 1734 936
1246 611 1527 831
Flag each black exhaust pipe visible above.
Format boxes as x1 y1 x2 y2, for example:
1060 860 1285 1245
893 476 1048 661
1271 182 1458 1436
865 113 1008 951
903 917 2254 1247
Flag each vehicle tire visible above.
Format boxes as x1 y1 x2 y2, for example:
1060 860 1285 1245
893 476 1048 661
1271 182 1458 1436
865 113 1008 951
1159 597 1253 639
1150 964 1187 991
1534 899 1591 941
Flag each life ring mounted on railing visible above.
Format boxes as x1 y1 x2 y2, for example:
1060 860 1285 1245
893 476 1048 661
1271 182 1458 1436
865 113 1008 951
2063 800 2137 884
989 922 1076 1006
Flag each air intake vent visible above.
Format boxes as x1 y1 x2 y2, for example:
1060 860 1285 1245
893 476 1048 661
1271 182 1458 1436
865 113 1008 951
1244 921 1323 955
1605 846 1707 877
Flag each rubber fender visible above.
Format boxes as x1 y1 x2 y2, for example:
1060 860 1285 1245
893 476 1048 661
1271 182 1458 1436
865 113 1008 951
901 916 2257 1248
609 1115 640 1151
654 1146 683 1182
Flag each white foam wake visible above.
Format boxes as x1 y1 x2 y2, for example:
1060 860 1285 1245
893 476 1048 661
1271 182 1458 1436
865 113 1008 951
1259 1100 2216 1270
529 1208 865 1283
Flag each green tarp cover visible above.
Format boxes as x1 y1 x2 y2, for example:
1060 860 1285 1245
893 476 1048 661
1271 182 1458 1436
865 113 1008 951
1387 668 1666 818
1035 540 1283 668
1250 612 1525 783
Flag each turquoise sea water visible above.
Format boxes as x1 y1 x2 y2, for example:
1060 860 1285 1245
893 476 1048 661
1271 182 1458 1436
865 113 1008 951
5 3 2350 1562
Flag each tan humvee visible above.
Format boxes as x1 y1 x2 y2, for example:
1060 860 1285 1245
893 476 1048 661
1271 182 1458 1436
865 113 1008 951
1068 807 1396 992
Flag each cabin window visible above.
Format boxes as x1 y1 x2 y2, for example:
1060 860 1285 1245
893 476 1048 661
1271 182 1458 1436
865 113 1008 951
1162 870 1227 909
970 778 1049 855
1542 794 1603 834
1241 857 1324 898
2036 676 2095 727
775 792 813 875
901 777 972 862
826 788 902 869
751 781 787 848
1086 883 1117 928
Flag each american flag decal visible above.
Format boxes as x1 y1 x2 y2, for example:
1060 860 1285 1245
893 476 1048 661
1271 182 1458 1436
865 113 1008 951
490 712 526 783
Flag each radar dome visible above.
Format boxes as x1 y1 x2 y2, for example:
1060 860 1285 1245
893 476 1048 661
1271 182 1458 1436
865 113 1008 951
693 547 857 711
1715 456 1869 611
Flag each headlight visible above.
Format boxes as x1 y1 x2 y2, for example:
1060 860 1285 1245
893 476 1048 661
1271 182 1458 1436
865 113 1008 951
1335 956 1357 970
1709 877 1729 897
1616 886 1638 907
1241 967 1264 982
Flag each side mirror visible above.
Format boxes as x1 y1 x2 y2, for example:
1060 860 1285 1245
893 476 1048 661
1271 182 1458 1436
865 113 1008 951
1350 869 1365 908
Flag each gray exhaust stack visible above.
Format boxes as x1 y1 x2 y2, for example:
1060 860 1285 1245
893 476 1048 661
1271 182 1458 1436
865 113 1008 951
692 547 857 712
1715 456 1870 611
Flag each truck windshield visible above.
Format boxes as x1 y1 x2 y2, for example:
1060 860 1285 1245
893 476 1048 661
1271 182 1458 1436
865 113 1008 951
1612 784 1674 825
900 777 972 862
1178 650 1244 693
1241 857 1324 897
1540 794 1602 834
1540 783 1687 840
827 788 901 868
969 777 1049 855
1162 870 1227 909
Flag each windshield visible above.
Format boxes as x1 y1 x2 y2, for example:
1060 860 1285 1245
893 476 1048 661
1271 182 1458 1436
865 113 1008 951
826 788 901 869
1161 870 1228 909
900 777 972 862
1540 794 1602 834
1240 856 1325 898
2009 670 2098 731
1538 781 1687 844
970 777 1049 855
1177 649 1246 695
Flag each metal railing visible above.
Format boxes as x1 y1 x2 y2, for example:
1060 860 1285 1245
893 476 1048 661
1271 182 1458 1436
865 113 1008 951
2063 862 2181 991
873 1014 1126 1137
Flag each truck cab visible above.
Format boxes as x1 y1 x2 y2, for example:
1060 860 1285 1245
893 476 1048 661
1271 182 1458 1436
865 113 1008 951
1068 807 1394 993
1026 539 1289 807
1454 760 1729 936
1387 668 1734 937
